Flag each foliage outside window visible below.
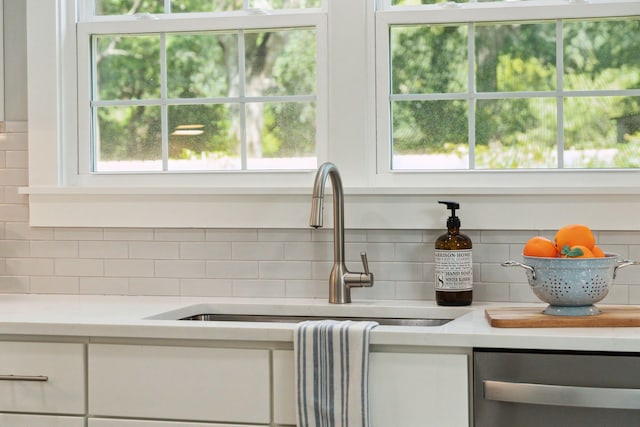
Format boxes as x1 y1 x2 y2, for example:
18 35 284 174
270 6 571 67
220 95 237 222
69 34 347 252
384 3 640 171
85 0 319 172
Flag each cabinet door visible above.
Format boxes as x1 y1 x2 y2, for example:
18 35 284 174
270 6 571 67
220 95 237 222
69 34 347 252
272 350 470 427
369 351 469 427
89 344 270 424
0 342 85 414
0 414 84 427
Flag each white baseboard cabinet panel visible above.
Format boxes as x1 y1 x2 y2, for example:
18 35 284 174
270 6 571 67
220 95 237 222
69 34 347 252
88 344 271 424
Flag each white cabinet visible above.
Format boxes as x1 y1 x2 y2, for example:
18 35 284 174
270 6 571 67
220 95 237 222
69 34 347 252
273 349 470 427
88 344 271 424
0 341 85 414
0 414 84 427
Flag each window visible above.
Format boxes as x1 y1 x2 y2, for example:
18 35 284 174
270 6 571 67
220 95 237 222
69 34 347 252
25 0 640 229
377 0 640 173
77 1 322 174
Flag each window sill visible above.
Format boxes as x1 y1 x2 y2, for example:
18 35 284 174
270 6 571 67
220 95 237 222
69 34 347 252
20 186 640 230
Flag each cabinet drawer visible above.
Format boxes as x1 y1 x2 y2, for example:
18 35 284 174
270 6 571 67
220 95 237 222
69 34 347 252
0 342 85 414
0 414 84 427
89 418 263 426
88 344 271 424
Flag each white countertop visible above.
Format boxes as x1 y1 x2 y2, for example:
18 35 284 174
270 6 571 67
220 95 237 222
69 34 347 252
1 294 640 352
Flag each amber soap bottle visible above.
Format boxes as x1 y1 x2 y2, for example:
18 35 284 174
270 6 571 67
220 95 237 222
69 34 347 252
435 200 473 306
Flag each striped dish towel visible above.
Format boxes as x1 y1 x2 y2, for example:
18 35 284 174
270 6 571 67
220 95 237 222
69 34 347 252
294 319 378 427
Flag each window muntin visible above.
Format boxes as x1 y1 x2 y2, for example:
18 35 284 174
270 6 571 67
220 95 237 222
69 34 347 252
82 3 320 173
384 6 640 171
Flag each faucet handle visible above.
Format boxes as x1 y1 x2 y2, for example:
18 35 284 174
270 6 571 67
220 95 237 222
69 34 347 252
360 251 370 275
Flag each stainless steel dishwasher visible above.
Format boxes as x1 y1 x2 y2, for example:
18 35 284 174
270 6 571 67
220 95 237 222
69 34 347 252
474 349 640 426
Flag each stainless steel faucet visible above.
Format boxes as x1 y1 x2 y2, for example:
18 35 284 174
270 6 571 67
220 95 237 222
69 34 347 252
310 162 374 304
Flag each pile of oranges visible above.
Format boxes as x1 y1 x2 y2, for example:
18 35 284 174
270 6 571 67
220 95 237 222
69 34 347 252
523 224 605 258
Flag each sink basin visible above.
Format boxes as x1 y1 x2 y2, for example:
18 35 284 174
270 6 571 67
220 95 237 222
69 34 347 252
147 302 469 327
179 313 451 327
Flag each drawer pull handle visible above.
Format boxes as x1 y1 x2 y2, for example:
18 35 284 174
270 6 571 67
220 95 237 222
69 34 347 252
0 375 49 382
484 380 640 410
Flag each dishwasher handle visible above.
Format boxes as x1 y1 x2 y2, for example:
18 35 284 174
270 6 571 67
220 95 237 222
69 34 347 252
484 380 640 410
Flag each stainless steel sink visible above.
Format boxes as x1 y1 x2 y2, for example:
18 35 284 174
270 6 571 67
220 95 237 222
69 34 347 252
179 313 451 327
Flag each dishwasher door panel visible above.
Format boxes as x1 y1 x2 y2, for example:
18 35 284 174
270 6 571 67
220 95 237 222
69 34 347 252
474 349 640 427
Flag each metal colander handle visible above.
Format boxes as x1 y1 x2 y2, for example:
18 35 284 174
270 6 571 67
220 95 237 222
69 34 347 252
501 261 536 280
614 260 640 279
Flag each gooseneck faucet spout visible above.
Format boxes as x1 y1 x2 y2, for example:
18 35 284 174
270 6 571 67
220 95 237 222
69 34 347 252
310 162 374 304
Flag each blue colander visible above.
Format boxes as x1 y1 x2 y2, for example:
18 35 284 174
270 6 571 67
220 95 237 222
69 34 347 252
502 254 639 316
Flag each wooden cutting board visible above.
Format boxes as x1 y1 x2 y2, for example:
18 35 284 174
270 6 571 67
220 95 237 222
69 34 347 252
485 305 640 328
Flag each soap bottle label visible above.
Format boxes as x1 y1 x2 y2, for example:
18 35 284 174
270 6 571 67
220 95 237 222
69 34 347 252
434 249 473 290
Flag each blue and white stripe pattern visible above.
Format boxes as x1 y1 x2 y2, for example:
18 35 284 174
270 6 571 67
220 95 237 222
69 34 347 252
294 319 378 427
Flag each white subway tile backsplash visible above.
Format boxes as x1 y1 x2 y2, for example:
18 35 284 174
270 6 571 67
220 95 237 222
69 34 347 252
180 242 231 260
345 242 395 262
129 278 180 296
285 242 332 261
368 262 423 282
206 260 259 279
0 240 30 257
4 186 28 204
232 242 284 260
155 260 206 278
7 258 54 276
259 261 311 280
31 276 80 294
285 279 328 298
232 279 286 297
31 240 79 258
473 282 510 302
0 276 30 293
598 231 640 245
55 258 104 277
104 259 155 277
130 241 179 259
206 228 257 242
0 168 27 186
180 278 233 297
155 228 205 241
395 243 431 262
259 229 310 242
104 228 155 241
0 204 28 222
5 223 54 240
472 243 509 263
80 277 129 295
395 281 433 301
350 280 395 300
55 228 104 241
80 241 129 259
367 229 421 243
5 150 28 169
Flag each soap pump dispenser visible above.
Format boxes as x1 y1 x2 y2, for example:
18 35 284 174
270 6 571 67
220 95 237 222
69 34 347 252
435 200 473 306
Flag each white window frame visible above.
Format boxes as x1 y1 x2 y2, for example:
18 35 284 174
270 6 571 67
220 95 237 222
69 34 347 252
23 0 640 230
76 10 324 180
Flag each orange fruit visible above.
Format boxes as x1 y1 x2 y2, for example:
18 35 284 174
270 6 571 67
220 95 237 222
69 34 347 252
592 245 605 258
555 224 595 251
523 236 557 257
560 244 594 258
